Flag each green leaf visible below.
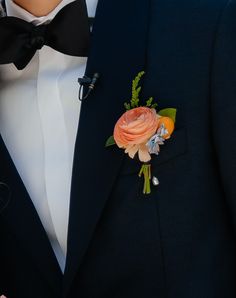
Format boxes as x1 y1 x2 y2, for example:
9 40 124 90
105 135 116 147
158 108 177 123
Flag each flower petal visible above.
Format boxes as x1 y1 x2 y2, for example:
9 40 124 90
138 144 151 162
125 144 139 159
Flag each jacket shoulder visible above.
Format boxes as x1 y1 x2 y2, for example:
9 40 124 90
149 0 232 38
150 0 231 24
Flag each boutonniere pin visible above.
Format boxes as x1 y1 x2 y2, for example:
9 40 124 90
106 71 177 195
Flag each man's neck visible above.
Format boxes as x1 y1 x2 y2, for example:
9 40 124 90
13 0 63 17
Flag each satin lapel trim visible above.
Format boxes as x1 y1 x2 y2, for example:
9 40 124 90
63 0 151 294
0 135 62 295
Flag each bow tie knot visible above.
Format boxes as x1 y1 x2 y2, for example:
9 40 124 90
0 0 90 70
26 25 46 50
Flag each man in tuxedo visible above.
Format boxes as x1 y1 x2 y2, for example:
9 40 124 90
0 0 236 297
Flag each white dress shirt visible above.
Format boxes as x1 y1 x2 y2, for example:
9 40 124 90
0 0 98 272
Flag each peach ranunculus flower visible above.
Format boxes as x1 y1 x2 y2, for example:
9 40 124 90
114 107 159 162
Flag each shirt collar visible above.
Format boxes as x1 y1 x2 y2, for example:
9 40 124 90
5 0 77 25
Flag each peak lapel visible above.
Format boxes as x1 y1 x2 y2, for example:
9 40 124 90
64 0 151 294
0 135 62 296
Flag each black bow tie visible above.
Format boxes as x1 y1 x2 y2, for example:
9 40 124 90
0 0 90 70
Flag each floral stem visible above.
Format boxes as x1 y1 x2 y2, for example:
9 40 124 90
139 164 151 195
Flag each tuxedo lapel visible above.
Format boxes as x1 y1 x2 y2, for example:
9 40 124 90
0 135 62 296
64 0 151 294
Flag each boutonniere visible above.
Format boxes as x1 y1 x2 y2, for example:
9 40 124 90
106 71 177 195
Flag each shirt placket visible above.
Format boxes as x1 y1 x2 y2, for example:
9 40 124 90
37 47 71 261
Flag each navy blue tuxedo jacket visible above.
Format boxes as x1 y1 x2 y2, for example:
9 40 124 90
0 0 236 297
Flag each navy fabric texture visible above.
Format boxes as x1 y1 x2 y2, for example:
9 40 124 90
0 0 236 297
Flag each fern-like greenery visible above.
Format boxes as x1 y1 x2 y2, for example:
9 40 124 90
124 71 158 111
145 97 158 109
124 71 145 110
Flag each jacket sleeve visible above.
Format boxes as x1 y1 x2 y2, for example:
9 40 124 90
211 0 236 229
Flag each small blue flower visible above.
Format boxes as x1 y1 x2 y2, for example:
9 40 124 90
146 124 168 155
